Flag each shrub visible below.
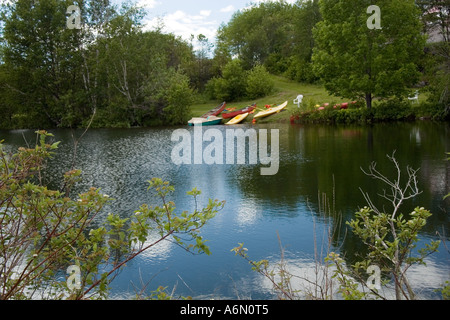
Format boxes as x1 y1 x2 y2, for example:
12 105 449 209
372 98 415 121
221 59 248 101
246 65 275 99
163 71 196 125
285 56 318 84
233 153 443 300
206 60 276 101
205 77 229 101
413 101 450 120
205 60 247 101
265 53 289 75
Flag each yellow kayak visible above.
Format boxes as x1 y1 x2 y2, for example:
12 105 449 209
253 101 288 119
226 112 250 125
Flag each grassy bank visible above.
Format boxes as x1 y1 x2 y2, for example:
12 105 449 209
191 75 444 125
191 76 347 124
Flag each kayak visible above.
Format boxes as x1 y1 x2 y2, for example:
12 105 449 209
225 112 250 125
222 104 257 119
253 101 288 119
188 101 226 126
188 116 223 126
201 102 227 118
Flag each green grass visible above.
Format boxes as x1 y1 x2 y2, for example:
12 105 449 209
189 75 439 124
190 75 349 124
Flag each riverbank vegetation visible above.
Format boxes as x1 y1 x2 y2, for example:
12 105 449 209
233 153 448 300
0 0 448 129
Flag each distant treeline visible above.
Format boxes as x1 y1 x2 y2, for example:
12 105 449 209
0 0 448 129
0 0 199 128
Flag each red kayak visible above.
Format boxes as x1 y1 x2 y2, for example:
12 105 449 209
221 104 257 119
202 102 227 118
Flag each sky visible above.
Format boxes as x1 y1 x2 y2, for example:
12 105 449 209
113 0 297 48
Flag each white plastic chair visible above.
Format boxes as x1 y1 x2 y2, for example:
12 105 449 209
294 95 304 108
408 91 419 104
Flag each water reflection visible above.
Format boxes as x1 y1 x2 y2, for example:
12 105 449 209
0 121 448 300
254 255 448 300
236 198 260 227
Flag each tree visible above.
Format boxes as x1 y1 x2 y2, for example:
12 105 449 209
312 0 426 109
0 131 224 300
417 0 449 43
0 0 197 129
417 0 449 117
163 70 196 125
0 0 86 127
206 59 247 101
285 0 321 82
216 1 296 70
215 1 321 82
188 34 214 90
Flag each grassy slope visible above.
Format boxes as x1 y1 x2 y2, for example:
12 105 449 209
190 75 349 124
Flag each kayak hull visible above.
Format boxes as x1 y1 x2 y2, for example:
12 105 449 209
253 101 288 119
188 117 223 126
222 104 256 119
225 113 249 125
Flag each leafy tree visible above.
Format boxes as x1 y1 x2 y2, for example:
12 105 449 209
0 0 197 129
206 59 247 101
188 34 215 90
285 0 321 82
216 1 296 70
163 70 196 125
417 1 449 118
0 0 86 127
417 0 449 43
215 1 321 83
312 0 426 109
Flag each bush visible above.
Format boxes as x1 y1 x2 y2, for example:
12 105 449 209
205 60 247 101
221 59 248 101
285 56 318 84
205 60 275 101
413 101 450 120
205 77 229 101
264 53 289 75
334 108 372 124
163 71 196 125
246 65 275 99
234 153 443 300
372 98 415 121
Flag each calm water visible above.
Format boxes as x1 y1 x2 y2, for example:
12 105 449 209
1 121 449 300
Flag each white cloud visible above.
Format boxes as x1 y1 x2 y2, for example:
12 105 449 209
137 0 161 9
144 10 217 46
242 0 297 12
200 10 212 17
220 5 235 13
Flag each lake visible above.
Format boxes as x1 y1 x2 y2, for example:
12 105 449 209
1 121 449 300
